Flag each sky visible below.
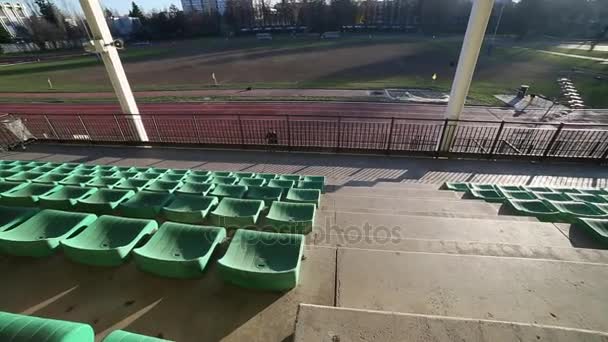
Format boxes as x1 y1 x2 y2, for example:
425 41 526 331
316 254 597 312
8 0 182 16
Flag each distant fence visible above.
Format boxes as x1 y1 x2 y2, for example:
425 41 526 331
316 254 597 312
7 113 608 162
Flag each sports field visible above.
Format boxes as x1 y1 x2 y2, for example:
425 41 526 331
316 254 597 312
1 35 607 107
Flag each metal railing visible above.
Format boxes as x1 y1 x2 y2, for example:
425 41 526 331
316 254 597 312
10 113 608 162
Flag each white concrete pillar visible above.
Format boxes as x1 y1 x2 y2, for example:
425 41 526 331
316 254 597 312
79 0 149 142
441 0 495 152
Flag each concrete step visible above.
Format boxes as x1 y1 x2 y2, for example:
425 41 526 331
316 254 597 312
327 186 460 199
321 195 500 216
315 212 570 247
295 304 608 342
336 249 608 332
371 182 442 190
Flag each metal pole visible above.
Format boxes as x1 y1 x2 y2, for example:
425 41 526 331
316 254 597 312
386 117 395 154
286 115 292 150
488 121 505 158
77 115 92 141
441 0 495 152
542 123 565 159
79 0 148 142
44 115 59 139
113 114 126 141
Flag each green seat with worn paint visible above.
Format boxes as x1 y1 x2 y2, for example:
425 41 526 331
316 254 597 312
162 194 219 224
6 171 46 183
85 176 123 189
211 171 233 177
102 330 172 342
0 210 97 257
0 170 18 179
499 190 538 200
551 201 608 223
256 173 278 181
442 182 470 191
0 206 39 232
494 185 523 192
113 171 140 179
133 222 226 278
70 168 96 176
75 188 135 215
128 167 149 173
302 175 325 183
144 180 183 194
118 191 175 219
267 179 295 191
92 170 118 178
263 201 316 234
93 165 117 171
245 186 283 207
550 187 581 194
189 170 211 177
0 181 26 194
209 198 264 229
158 173 186 182
145 167 168 175
175 182 214 196
534 192 572 202
578 188 608 196
0 183 60 206
234 172 255 179
568 193 608 204
184 175 212 184
466 189 505 203
279 174 301 182
133 172 160 181
0 311 94 341
165 169 190 176
285 188 321 207
297 181 324 193
505 199 559 221
576 218 608 246
60 175 95 187
209 184 248 199
469 184 495 190
31 165 57 174
32 173 68 185
217 229 304 291
114 178 151 191
61 215 157 266
38 186 98 210
524 186 555 193
238 177 266 187
211 176 239 185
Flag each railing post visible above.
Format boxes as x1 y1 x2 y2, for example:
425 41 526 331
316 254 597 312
336 117 342 152
77 115 92 141
436 119 450 156
488 120 505 159
237 115 245 148
151 115 161 142
600 143 608 162
192 114 201 144
286 115 291 151
542 122 565 159
43 115 59 140
113 114 126 141
386 117 395 154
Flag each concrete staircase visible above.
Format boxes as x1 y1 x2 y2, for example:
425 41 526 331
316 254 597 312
297 183 608 341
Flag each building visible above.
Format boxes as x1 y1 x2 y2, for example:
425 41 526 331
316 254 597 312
181 0 225 15
0 2 28 38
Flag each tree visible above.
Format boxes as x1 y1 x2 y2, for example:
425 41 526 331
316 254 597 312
0 25 12 44
129 2 145 19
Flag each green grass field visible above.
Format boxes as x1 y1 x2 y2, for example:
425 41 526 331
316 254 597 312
0 34 606 107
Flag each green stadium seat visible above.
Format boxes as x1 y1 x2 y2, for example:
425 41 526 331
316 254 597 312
209 184 247 199
61 162 82 169
145 168 168 175
76 164 97 171
0 206 39 232
0 183 60 206
217 229 304 291
267 179 295 191
133 222 226 278
31 165 57 174
211 171 233 177
53 165 78 175
505 199 560 222
238 177 266 187
466 189 505 203
297 181 325 193
118 191 175 219
59 175 95 187
32 173 68 185
209 198 264 229
144 180 183 193
551 187 581 194
0 210 97 257
499 190 538 200
0 170 17 179
175 182 214 196
534 192 572 202
165 169 190 176
264 202 316 234
7 165 36 173
234 172 255 179
75 189 135 215
524 186 555 193
92 170 118 178
162 194 219 224
0 180 27 194
61 215 157 267
279 174 302 182
133 172 160 181
184 175 212 184
6 171 46 182
128 167 149 173
211 176 239 185
469 184 495 190
0 311 94 341
38 186 98 210
113 171 140 179
189 170 211 177
244 186 283 207
442 182 470 191
494 185 523 192
70 168 97 176
285 188 321 207
568 193 608 204
113 179 151 191
102 330 171 342
113 166 132 172
302 175 325 183
578 188 608 196
551 201 608 223
576 218 608 246
94 165 118 172
158 173 186 182
256 173 278 181
85 176 123 189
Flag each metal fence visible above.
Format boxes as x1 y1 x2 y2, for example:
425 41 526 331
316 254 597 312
9 113 608 162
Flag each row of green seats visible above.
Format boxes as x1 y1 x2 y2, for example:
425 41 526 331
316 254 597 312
0 209 304 290
0 182 317 233
0 310 170 341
